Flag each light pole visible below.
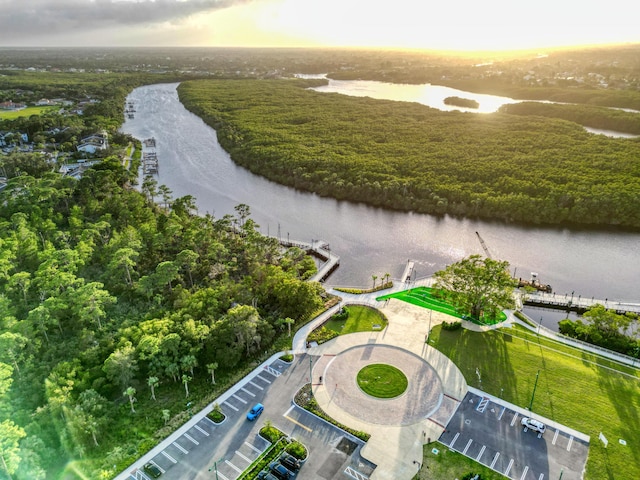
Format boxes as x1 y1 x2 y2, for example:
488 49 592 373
528 369 540 411
427 310 433 344
208 456 224 480
309 356 313 396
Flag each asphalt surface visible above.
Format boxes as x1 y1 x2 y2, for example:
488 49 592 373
439 391 589 480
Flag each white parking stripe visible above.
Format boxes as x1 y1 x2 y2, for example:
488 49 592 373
245 441 262 454
476 445 486 461
283 405 295 416
538 474 545 480
450 432 460 448
241 387 256 397
511 413 519 427
233 393 248 404
498 407 505 420
161 451 177 463
490 452 500 469
173 442 188 454
195 424 210 436
256 375 272 384
567 436 574 451
505 459 514 477
216 471 229 480
249 381 264 390
225 460 242 473
184 433 199 445
520 466 529 480
224 401 239 412
552 429 559 445
462 439 473 455
149 460 165 473
235 450 251 463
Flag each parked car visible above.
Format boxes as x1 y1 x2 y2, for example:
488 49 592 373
521 417 546 434
143 462 162 478
279 452 301 472
246 403 264 421
257 471 279 480
268 461 294 480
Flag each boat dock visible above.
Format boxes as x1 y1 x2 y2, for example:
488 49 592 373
524 291 640 315
142 151 158 174
401 260 415 283
143 137 156 148
279 239 340 282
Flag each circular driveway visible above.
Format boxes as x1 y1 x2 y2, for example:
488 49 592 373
321 344 443 426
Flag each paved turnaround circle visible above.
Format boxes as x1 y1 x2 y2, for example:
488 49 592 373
323 344 443 426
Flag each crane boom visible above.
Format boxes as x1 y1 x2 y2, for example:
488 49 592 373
475 231 492 259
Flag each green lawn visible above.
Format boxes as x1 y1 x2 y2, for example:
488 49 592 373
357 364 408 398
0 105 59 119
324 304 388 334
417 445 505 480
377 286 507 324
430 323 640 480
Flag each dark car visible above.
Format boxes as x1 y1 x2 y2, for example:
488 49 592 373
257 471 279 480
143 462 162 478
268 461 294 480
279 453 301 472
247 403 264 421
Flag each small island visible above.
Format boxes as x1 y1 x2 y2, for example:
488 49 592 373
444 96 480 109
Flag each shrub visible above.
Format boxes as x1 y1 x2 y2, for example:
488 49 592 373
285 441 307 460
259 423 285 444
307 326 339 345
333 307 349 321
280 352 294 362
442 320 462 331
207 403 225 423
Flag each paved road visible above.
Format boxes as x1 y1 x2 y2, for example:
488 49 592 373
439 391 589 480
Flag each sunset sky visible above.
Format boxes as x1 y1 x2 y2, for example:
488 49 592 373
0 0 638 51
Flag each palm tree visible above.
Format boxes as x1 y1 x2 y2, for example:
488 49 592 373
148 376 159 401
124 387 136 413
182 375 192 398
207 362 218 384
372 275 378 289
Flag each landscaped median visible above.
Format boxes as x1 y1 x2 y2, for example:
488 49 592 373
234 422 307 480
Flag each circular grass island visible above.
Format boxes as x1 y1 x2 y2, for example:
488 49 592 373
357 363 408 398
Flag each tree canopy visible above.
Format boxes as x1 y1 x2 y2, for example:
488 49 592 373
433 255 516 321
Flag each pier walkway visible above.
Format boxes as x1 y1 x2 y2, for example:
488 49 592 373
279 238 340 283
524 291 640 315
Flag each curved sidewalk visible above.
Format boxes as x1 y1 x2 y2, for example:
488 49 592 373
306 298 468 480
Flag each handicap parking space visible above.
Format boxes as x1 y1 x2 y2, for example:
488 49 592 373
439 390 589 480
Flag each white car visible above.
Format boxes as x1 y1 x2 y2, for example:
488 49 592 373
521 417 546 434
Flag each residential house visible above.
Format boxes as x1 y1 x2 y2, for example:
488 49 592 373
77 131 108 154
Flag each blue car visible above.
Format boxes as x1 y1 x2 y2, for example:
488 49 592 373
247 403 264 421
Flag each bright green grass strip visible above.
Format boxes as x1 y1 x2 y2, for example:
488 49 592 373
324 305 388 334
430 324 640 480
357 364 408 398
0 105 58 119
418 445 505 480
377 286 507 323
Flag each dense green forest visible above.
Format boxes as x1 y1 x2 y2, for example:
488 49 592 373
0 71 324 480
178 78 640 228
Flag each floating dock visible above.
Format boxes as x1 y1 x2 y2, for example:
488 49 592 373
142 151 158 174
524 291 640 315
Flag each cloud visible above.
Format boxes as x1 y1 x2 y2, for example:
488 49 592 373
0 0 251 42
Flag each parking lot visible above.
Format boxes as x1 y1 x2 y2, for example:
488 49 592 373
439 391 589 480
128 355 374 480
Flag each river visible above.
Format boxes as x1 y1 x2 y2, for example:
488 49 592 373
121 82 640 330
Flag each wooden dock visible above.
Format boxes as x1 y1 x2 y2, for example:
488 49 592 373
524 291 640 315
279 238 340 282
142 151 158 174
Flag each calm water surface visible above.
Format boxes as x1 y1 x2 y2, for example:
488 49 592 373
121 83 640 328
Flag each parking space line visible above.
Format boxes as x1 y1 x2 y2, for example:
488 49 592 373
172 442 188 454
224 401 239 412
184 433 199 445
567 436 574 451
462 439 473 455
284 405 295 416
235 450 252 463
505 459 514 477
256 375 272 384
249 381 264 390
498 407 505 420
195 424 210 436
511 412 519 427
241 387 256 397
284 414 313 432
520 466 529 480
490 452 500 469
244 441 262 454
217 471 229 480
552 429 559 445
449 432 460 448
538 474 545 480
161 451 177 464
225 460 242 473
232 393 248 404
476 445 486 461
